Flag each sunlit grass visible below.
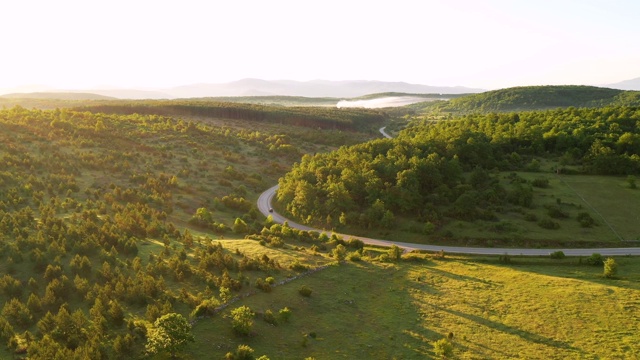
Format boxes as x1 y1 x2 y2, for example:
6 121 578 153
185 255 640 359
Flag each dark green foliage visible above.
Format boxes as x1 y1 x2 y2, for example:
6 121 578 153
538 218 560 230
544 204 569 219
263 310 276 325
298 285 312 297
531 178 550 188
586 253 604 266
576 212 596 228
430 85 640 113
549 251 566 259
278 105 640 237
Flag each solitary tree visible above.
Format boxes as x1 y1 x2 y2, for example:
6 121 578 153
604 257 618 278
146 313 194 358
231 306 254 336
433 338 454 358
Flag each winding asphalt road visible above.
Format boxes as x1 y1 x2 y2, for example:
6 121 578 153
257 127 640 257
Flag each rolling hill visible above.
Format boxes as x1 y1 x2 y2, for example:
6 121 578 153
406 85 640 114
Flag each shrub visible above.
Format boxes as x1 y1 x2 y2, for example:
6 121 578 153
226 344 254 360
549 251 566 259
190 298 220 318
298 285 312 297
523 213 538 222
255 278 272 293
586 253 604 266
604 258 618 278
576 212 595 228
433 338 454 358
263 309 276 325
268 237 285 248
231 306 254 336
289 260 308 272
387 245 402 262
346 252 361 262
544 204 568 219
378 253 390 262
531 178 550 188
538 218 560 229
346 238 364 249
278 307 291 323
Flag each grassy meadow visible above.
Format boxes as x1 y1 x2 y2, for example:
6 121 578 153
328 169 640 248
183 245 640 359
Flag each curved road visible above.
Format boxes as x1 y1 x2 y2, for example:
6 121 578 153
257 128 640 257
379 126 393 139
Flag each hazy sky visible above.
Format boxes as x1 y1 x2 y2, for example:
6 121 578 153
2 0 639 90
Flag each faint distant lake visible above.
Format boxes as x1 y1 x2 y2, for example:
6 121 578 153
336 96 443 109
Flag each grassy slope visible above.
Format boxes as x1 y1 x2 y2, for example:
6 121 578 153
185 249 640 359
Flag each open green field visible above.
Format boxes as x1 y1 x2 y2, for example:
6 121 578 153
184 249 640 359
442 171 640 245
560 175 640 241
326 170 639 248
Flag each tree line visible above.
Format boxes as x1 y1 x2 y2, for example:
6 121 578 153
277 106 640 230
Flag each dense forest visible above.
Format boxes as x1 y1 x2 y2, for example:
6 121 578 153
0 105 372 358
398 86 640 115
277 106 640 242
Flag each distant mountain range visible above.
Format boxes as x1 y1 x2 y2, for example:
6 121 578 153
605 77 640 91
0 79 484 100
3 77 639 100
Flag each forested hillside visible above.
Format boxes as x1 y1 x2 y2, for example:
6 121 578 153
277 106 640 245
402 86 640 114
74 100 388 132
0 105 372 358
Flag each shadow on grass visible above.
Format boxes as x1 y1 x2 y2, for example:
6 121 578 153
487 257 640 291
426 266 493 285
431 304 587 356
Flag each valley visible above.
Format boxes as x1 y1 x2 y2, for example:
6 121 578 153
0 86 638 359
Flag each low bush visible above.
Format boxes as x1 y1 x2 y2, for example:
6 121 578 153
538 218 560 229
298 285 312 297
576 212 595 228
263 309 276 325
586 253 604 266
531 178 550 188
